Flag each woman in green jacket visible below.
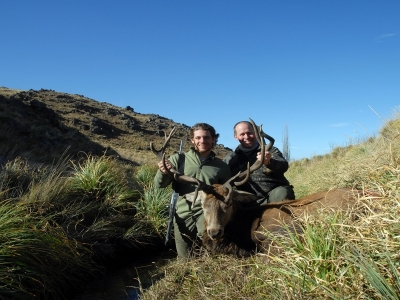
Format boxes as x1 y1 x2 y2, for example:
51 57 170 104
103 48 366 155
154 123 231 258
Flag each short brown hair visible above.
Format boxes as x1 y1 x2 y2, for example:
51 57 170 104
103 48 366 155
189 123 219 145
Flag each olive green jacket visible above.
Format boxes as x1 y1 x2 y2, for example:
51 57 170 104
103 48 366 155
154 148 231 219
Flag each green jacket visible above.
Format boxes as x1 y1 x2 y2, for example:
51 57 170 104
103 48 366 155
154 148 231 219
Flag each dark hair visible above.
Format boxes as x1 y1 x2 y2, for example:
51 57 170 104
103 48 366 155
233 121 252 135
189 123 219 145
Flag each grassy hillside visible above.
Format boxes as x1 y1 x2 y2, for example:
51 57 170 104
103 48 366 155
287 107 400 198
0 87 230 166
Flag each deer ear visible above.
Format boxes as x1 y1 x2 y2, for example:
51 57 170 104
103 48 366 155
234 190 261 203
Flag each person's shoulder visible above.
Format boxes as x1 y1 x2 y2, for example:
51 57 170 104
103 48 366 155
214 158 231 172
223 150 237 162
213 156 227 163
166 152 181 164
270 146 283 156
211 154 230 167
183 148 196 157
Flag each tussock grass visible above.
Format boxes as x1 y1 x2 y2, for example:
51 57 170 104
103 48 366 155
135 183 170 236
0 199 97 300
0 151 167 299
131 164 171 240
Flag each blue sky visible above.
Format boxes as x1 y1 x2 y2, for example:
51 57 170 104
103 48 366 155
1 1 399 160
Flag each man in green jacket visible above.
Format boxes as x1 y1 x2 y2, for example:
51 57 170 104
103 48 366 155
224 121 295 205
154 123 231 258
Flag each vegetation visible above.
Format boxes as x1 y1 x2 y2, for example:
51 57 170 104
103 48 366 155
0 87 399 299
0 152 170 299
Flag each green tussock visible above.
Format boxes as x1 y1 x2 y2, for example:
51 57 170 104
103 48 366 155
0 151 166 298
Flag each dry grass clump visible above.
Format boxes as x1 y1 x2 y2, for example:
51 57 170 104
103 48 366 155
0 86 21 97
139 254 282 300
0 199 98 300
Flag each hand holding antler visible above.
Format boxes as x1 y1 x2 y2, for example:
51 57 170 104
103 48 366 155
150 127 177 174
158 159 173 174
257 151 271 165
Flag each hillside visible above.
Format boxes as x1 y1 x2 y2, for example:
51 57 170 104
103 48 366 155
0 87 231 166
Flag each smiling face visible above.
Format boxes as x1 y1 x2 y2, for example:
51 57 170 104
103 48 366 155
234 122 256 149
191 129 216 157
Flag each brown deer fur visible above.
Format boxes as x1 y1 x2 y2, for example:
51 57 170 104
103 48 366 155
201 187 362 257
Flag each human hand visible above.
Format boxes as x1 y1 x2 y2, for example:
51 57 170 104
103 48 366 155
257 151 271 165
158 159 172 174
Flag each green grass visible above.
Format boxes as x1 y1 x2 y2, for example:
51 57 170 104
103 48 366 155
0 151 168 299
0 199 98 300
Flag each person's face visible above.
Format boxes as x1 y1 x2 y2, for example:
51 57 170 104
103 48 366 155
234 122 256 148
191 129 215 155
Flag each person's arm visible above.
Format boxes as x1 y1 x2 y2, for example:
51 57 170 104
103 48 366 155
153 153 179 188
154 169 173 188
223 151 241 175
219 161 232 183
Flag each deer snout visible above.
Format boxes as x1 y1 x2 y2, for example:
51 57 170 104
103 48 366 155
207 226 224 240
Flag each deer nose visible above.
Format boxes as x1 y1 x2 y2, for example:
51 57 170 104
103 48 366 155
207 228 224 239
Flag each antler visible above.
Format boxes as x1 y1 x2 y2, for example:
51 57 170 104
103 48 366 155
221 118 275 200
259 126 275 152
162 153 210 205
227 118 274 186
150 127 177 160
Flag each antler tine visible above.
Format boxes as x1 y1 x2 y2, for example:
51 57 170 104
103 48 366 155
247 118 265 174
150 127 177 160
259 127 275 151
232 118 274 186
223 162 250 188
228 118 265 186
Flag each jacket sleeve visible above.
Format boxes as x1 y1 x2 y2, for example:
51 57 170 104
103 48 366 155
265 147 289 174
153 153 179 188
223 151 239 174
221 164 232 183
153 169 173 188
